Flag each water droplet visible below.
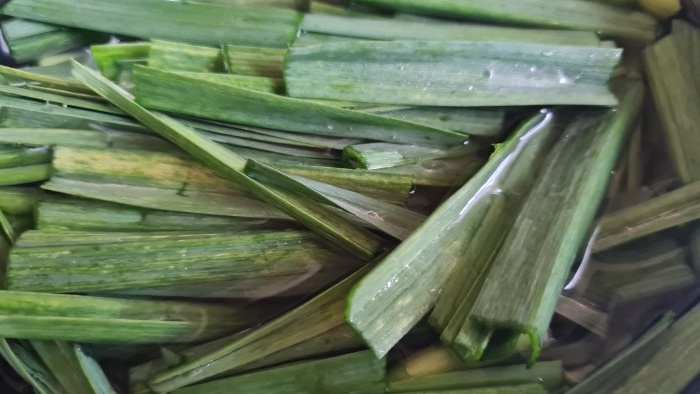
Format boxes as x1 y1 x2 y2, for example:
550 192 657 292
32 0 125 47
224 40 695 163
557 70 573 85
467 85 475 92
541 51 554 57
483 69 493 79
326 124 334 131
529 66 538 73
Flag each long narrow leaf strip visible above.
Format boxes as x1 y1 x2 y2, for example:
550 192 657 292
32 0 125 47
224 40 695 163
390 386 547 394
224 45 286 78
594 181 700 252
132 66 467 147
295 176 426 240
73 345 118 394
31 341 98 394
644 21 700 183
6 230 362 296
0 95 145 133
148 41 224 73
380 154 486 188
346 110 561 358
193 0 308 9
51 145 408 202
284 40 621 107
149 267 369 393
245 160 425 239
0 128 171 151
0 85 123 115
611 305 700 394
42 177 289 219
0 339 64 394
363 107 506 138
3 0 301 48
388 361 564 392
71 61 382 259
1 19 103 64
0 210 17 244
172 351 386 394
353 0 658 42
172 71 284 95
35 199 277 233
0 64 90 94
566 314 673 394
344 143 475 170
130 325 362 394
0 291 266 343
470 81 643 364
273 163 414 202
300 13 601 45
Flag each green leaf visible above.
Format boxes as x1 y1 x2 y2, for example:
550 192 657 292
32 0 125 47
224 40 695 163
353 0 658 42
149 267 370 393
172 351 386 394
644 21 700 183
43 176 288 219
172 72 284 94
0 291 268 344
566 313 673 394
132 66 467 147
4 0 301 48
361 107 506 137
611 306 700 394
0 128 171 151
0 64 91 94
224 45 286 78
0 164 52 186
0 187 43 216
0 339 65 394
72 345 117 394
595 181 700 252
35 199 277 233
301 13 601 45
273 163 414 202
1 19 105 64
246 160 425 240
91 42 150 83
388 361 564 392
470 81 644 364
72 60 382 259
148 41 224 73
130 325 361 394
346 110 562 358
7 229 362 296
284 40 621 107
31 341 99 394
344 143 476 170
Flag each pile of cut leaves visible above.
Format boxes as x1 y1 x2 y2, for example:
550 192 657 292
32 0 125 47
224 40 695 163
0 0 696 393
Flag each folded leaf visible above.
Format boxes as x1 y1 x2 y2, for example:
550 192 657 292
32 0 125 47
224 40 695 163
346 110 562 358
